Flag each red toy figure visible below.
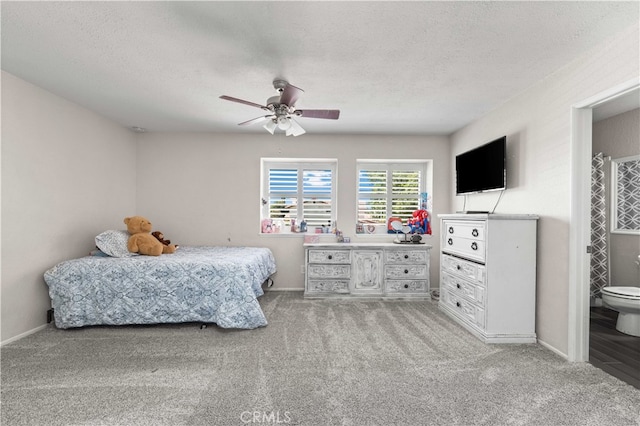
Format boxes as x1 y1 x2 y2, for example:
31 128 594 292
408 209 431 235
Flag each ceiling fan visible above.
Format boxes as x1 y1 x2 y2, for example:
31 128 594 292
220 79 340 137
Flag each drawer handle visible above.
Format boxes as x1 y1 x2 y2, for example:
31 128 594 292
456 265 461 270
472 228 479 237
456 283 461 289
471 242 478 251
447 238 453 245
404 254 409 259
448 226 454 234
404 284 409 289
456 302 461 307
327 255 333 260
404 269 409 274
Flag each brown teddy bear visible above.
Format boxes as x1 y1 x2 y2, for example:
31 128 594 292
152 231 178 249
124 216 177 256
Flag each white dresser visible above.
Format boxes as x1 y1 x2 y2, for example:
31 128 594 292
304 243 432 299
438 214 538 343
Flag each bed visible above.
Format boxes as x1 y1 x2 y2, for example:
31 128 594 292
44 245 277 330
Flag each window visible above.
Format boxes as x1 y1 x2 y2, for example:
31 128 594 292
611 155 640 235
261 159 337 233
357 160 430 229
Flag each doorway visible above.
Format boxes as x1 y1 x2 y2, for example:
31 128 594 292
588 98 640 388
568 78 640 364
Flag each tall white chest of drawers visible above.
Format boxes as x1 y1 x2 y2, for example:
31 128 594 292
304 243 432 299
438 214 538 343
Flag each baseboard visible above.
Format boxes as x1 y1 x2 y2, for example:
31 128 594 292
1 324 48 347
537 338 569 360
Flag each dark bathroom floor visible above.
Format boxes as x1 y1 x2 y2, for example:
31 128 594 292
589 306 640 389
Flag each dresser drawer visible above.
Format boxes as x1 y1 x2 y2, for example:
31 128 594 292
307 264 351 279
441 288 485 328
385 279 428 294
441 254 485 285
443 236 485 262
385 249 428 264
443 220 485 240
441 272 485 307
308 250 351 264
443 220 485 262
385 264 428 279
307 279 350 294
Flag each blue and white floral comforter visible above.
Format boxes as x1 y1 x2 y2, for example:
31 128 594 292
44 246 276 329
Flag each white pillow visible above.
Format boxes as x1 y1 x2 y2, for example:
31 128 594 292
95 230 137 258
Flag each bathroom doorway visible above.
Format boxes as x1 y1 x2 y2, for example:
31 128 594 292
568 79 638 365
588 100 640 388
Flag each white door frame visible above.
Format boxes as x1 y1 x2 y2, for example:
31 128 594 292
568 77 640 362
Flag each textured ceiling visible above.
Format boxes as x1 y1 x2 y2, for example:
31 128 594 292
2 1 638 136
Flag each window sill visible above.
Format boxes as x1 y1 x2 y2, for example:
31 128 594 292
259 232 336 238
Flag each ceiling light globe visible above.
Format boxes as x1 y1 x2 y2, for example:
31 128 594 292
263 119 277 134
277 116 291 130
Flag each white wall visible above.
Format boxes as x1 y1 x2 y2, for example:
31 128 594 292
136 133 450 290
1 71 137 344
449 23 640 356
593 108 640 287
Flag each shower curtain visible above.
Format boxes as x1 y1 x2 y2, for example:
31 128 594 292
590 152 609 297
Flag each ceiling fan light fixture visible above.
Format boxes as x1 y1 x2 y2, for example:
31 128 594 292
220 80 340 136
263 119 277 134
286 118 306 137
277 116 291 130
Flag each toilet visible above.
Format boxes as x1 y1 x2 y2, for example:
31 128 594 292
601 286 640 337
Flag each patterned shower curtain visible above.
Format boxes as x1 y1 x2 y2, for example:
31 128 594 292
590 152 609 297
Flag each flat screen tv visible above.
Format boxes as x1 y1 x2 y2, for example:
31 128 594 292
455 136 506 195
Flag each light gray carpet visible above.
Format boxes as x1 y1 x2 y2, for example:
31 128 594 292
2 291 639 425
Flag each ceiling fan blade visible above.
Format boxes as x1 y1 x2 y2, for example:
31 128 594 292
238 115 272 126
296 109 340 120
220 95 268 110
279 84 304 107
